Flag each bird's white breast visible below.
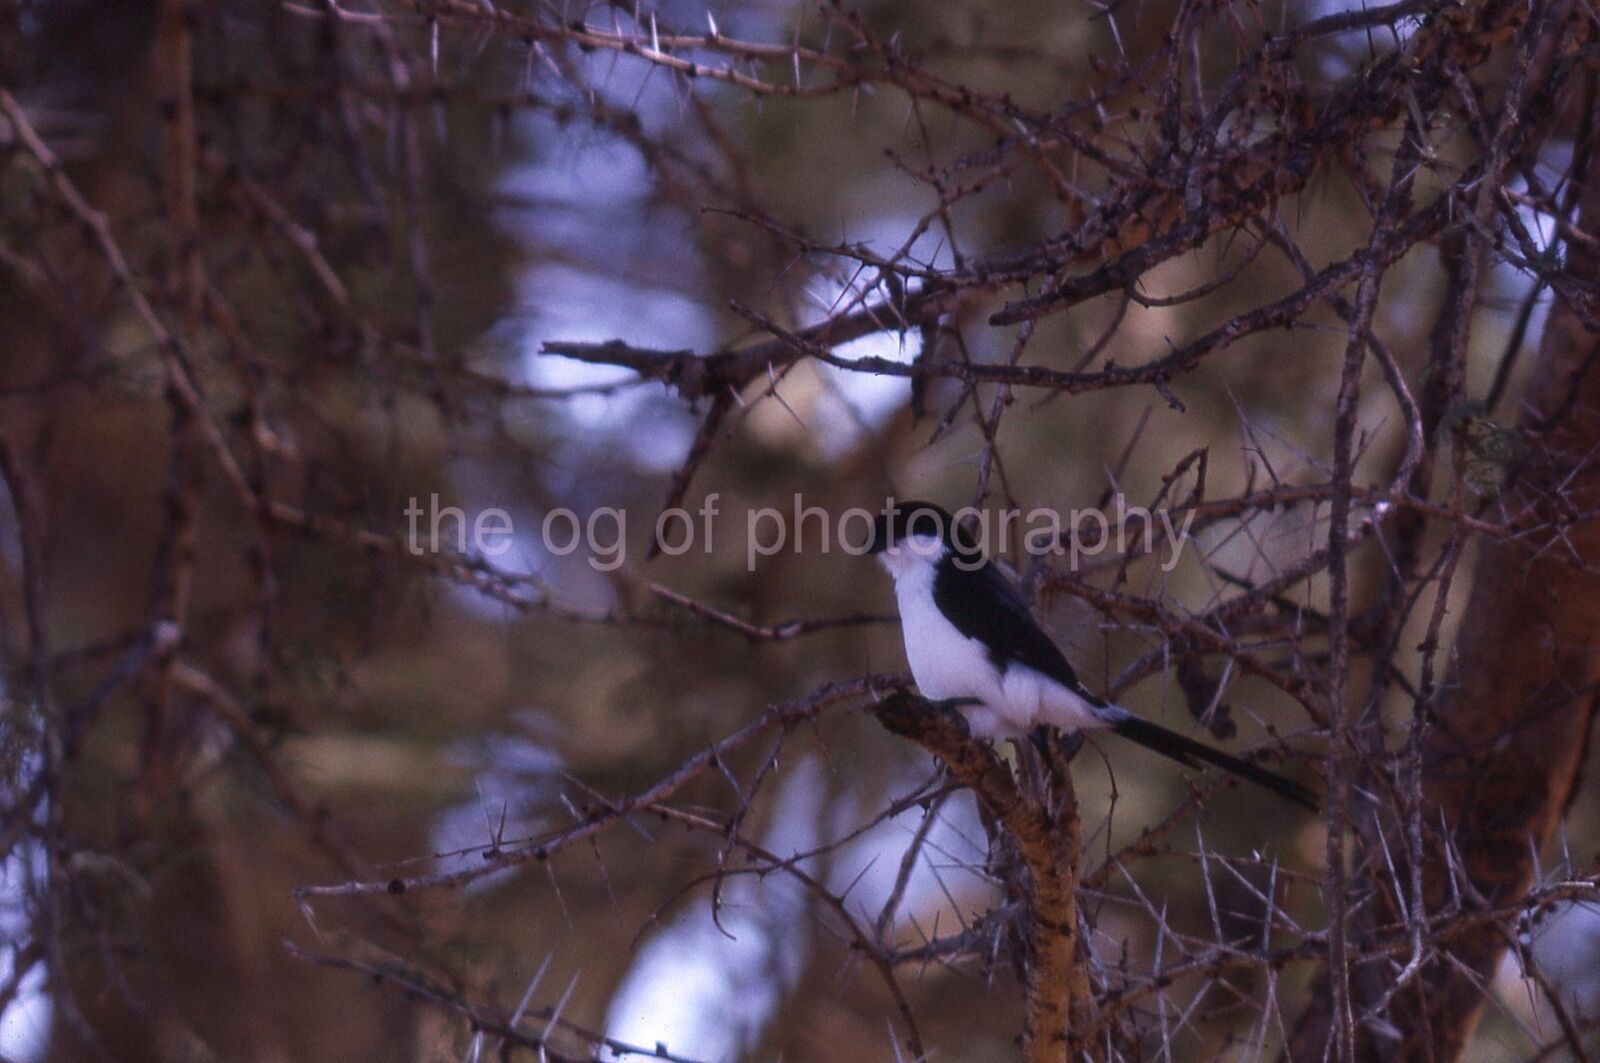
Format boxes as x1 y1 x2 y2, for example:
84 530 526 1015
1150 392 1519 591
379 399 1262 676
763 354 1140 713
881 543 1024 737
880 538 1107 738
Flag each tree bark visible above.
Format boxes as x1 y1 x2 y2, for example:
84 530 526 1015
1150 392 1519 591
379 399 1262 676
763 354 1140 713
1391 173 1600 1061
1291 109 1600 1062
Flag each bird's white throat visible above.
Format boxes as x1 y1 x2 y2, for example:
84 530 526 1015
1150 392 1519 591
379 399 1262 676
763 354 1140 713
875 533 945 581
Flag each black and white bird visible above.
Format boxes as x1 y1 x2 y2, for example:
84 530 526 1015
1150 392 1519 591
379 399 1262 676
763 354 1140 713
868 501 1317 811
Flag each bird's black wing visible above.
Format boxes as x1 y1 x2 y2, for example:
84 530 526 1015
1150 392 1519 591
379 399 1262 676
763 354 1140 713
930 558 1319 810
931 559 1107 707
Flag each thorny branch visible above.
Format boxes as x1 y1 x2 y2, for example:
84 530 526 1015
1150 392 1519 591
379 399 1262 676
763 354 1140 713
4 0 1600 1057
872 691 1092 1061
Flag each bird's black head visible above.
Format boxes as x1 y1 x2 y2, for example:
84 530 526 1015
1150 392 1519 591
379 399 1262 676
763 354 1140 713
867 501 979 557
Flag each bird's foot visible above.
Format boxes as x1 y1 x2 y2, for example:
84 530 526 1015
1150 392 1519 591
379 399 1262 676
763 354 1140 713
925 697 979 738
871 691 979 743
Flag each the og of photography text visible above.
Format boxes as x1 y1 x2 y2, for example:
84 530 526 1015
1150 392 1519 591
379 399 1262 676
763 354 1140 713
404 494 1196 573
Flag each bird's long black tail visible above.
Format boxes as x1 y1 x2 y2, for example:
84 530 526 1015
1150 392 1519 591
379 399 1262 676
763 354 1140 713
1101 708 1318 811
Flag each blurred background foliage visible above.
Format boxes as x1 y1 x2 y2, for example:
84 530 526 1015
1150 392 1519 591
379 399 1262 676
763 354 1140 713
0 0 1596 1060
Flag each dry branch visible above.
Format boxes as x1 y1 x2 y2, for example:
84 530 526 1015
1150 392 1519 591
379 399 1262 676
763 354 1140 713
872 691 1092 1061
